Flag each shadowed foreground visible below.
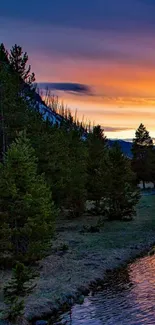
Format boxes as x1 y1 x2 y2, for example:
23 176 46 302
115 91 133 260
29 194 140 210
0 196 155 323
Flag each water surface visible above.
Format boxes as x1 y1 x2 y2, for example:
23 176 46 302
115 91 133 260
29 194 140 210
52 255 155 325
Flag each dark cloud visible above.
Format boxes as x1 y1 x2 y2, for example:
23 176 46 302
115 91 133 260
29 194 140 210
38 82 92 95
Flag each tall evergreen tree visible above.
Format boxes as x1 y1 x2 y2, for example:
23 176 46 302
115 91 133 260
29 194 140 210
66 129 88 217
0 44 40 162
132 123 153 188
0 133 56 262
3 261 37 321
32 125 71 208
0 50 12 160
0 43 9 64
9 44 35 84
0 56 31 156
103 143 139 220
32 123 88 217
87 125 107 213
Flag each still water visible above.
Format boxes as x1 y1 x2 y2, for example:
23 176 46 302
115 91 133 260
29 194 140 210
52 255 155 325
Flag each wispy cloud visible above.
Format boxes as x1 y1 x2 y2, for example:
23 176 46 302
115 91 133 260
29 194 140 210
103 126 134 132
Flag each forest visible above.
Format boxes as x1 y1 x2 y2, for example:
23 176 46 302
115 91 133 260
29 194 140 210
0 43 155 323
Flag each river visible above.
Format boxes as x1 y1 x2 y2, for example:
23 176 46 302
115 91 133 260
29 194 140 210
52 254 155 325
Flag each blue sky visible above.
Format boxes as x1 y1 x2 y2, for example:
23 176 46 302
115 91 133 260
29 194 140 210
1 0 155 31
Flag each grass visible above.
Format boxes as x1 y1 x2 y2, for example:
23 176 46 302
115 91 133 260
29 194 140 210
0 195 155 322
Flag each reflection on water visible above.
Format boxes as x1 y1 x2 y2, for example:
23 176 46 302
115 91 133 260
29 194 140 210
52 255 155 325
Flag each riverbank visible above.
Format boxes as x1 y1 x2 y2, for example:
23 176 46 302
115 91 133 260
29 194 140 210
1 195 155 324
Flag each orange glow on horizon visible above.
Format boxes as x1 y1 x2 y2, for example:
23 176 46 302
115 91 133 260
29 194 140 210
32 50 155 139
2 12 155 139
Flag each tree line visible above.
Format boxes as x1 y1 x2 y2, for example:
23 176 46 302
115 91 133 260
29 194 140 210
0 42 141 263
0 42 152 322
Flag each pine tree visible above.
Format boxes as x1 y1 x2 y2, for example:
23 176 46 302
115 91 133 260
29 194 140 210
87 125 107 213
9 44 35 84
0 49 12 160
30 123 71 208
31 123 87 217
0 43 9 64
4 262 37 297
66 129 88 217
3 261 37 322
103 143 140 220
0 59 31 159
0 44 39 161
9 44 36 110
0 132 56 262
132 123 153 188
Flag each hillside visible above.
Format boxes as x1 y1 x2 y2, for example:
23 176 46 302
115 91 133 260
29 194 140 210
35 92 133 157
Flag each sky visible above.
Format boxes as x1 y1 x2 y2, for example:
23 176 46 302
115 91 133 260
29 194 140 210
1 0 155 139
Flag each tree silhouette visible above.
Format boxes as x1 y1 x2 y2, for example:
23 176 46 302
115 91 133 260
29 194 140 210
132 123 153 188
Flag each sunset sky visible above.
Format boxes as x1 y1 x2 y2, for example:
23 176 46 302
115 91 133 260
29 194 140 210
1 0 155 139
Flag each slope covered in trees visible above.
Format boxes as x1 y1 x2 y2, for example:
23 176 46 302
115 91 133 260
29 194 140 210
0 43 144 322
0 43 139 222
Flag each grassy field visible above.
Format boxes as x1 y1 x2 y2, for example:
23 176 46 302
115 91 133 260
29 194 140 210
1 195 155 323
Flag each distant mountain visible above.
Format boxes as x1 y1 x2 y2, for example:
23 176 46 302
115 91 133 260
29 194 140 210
108 139 133 158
